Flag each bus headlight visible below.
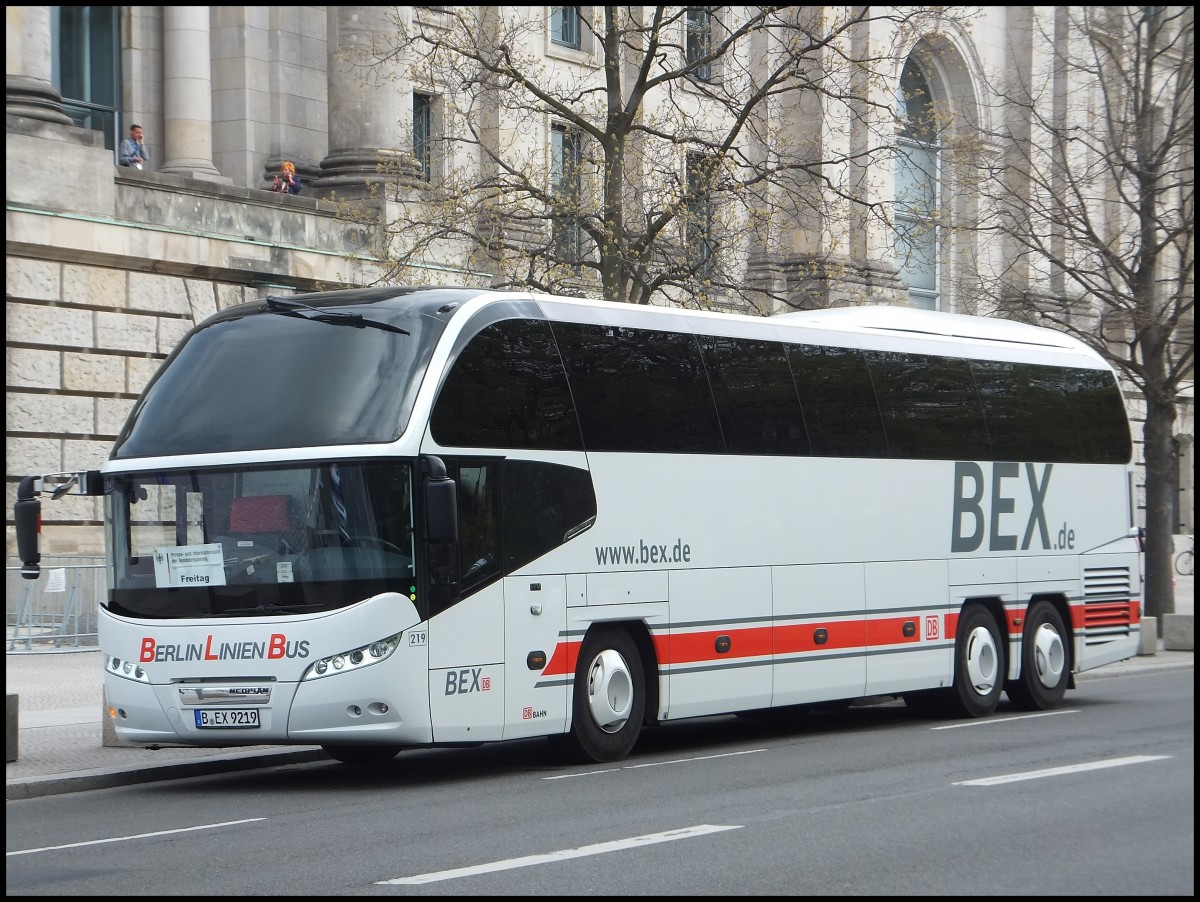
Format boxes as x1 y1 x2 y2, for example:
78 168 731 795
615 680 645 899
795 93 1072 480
106 655 151 684
301 632 402 681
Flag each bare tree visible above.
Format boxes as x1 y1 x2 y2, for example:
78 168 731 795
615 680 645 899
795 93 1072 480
975 7 1194 623
343 6 952 310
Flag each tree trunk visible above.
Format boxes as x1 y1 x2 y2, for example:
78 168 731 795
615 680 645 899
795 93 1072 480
1141 394 1178 630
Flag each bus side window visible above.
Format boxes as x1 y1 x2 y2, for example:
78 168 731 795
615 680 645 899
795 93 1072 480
457 463 500 589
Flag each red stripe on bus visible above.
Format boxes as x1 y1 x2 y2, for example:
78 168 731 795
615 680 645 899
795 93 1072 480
863 617 920 648
774 621 865 654
540 600 1137 677
541 640 581 677
664 625 774 663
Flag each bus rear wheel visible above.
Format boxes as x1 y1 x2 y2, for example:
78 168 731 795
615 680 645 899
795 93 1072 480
1006 601 1069 710
945 605 1005 718
322 743 401 766
565 627 645 763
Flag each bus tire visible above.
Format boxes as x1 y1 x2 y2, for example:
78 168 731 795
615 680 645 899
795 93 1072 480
1006 601 1069 711
321 743 401 766
566 627 645 763
945 605 1005 718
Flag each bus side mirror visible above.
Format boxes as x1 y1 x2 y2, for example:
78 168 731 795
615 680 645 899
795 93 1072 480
15 476 42 579
422 456 458 544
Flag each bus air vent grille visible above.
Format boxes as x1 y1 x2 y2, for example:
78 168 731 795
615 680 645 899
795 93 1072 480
1082 566 1132 598
1082 602 1133 630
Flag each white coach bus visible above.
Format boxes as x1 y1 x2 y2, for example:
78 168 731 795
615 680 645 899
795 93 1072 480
14 286 1143 766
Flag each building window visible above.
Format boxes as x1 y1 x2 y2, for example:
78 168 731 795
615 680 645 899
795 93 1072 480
52 6 120 153
551 124 584 271
686 8 715 82
551 7 581 49
414 92 434 182
686 153 716 274
894 58 941 311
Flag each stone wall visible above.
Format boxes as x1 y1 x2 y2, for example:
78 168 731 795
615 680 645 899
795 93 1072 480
5 115 382 558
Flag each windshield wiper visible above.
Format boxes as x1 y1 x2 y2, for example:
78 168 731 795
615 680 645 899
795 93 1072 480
211 603 326 616
264 296 410 334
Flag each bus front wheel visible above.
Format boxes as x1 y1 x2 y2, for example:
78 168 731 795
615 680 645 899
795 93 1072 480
565 627 645 763
1006 601 1069 710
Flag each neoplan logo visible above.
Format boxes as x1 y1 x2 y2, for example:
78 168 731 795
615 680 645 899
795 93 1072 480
951 462 1073 553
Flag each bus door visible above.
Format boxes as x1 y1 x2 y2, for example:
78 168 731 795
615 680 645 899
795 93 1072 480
502 575 568 739
427 461 506 743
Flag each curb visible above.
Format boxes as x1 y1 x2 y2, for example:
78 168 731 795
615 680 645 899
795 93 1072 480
6 748 329 801
1074 655 1193 680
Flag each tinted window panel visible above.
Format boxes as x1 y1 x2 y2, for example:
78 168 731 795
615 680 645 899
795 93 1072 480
699 335 810 455
1066 368 1132 463
786 344 888 457
114 306 441 457
431 319 583 450
972 360 1082 462
501 460 597 572
457 462 501 591
865 351 992 460
553 323 724 453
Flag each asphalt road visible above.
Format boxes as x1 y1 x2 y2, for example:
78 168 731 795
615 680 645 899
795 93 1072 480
6 667 1193 896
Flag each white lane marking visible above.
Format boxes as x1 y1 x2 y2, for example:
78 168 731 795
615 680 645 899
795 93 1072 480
545 748 766 780
932 709 1080 729
377 824 743 885
621 748 766 770
543 767 621 781
6 818 265 857
954 755 1170 786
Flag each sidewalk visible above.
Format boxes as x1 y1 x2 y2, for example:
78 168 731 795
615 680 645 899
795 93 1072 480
6 575 1192 800
5 650 329 800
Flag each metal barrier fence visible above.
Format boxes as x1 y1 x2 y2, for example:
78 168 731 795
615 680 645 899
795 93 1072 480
5 559 104 652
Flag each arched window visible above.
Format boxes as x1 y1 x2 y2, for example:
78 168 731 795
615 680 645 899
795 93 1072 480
894 58 941 310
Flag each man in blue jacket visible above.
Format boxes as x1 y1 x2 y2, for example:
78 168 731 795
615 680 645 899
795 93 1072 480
118 123 148 169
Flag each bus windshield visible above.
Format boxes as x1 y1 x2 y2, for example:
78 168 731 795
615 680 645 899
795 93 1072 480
105 462 416 619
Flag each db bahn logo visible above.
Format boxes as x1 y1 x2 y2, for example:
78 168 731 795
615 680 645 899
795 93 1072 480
925 615 940 640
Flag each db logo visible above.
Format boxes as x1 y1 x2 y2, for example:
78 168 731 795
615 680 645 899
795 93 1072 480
925 615 940 640
522 706 533 720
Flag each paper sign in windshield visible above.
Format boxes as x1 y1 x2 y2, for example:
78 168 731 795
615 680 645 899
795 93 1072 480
154 543 227 587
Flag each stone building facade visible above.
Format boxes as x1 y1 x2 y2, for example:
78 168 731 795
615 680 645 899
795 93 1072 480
5 6 1194 559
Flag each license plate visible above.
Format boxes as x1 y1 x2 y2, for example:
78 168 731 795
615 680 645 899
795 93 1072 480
195 708 260 729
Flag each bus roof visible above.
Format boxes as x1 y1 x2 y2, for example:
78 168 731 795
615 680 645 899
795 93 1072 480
242 285 1101 362
773 305 1084 350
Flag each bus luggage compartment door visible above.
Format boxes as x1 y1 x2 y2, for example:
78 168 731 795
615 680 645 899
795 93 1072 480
502 575 568 740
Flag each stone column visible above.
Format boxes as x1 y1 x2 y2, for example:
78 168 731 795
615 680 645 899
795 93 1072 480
316 5 422 197
5 5 72 124
159 6 221 179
